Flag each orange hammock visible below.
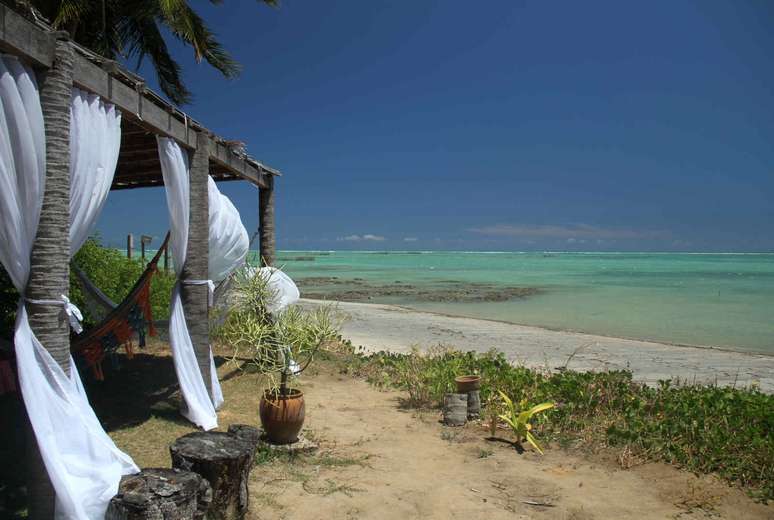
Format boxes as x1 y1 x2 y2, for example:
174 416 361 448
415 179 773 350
71 233 170 380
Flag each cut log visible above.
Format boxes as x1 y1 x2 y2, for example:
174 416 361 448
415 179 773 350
170 431 254 519
105 468 211 520
467 390 481 419
443 393 468 426
227 424 262 461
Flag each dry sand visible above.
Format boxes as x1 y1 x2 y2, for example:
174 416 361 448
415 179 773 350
302 299 774 393
104 342 772 520
248 361 772 520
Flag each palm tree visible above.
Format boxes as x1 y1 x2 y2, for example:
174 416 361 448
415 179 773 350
24 36 75 519
27 0 278 105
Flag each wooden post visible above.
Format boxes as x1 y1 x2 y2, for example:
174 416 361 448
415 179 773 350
258 175 275 267
164 244 170 273
24 35 74 519
127 233 133 259
181 131 213 400
140 235 152 266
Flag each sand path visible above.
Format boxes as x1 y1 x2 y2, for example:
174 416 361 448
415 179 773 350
302 299 774 393
248 364 771 519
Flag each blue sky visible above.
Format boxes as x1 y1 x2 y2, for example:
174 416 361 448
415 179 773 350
98 0 774 252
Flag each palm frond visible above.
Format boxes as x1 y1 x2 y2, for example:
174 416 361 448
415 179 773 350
120 13 193 105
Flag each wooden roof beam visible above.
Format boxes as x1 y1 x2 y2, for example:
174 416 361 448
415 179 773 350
0 5 278 189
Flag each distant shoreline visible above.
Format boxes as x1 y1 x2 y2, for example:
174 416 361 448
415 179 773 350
301 298 774 393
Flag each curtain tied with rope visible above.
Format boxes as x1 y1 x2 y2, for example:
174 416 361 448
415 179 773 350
0 56 137 519
158 137 249 428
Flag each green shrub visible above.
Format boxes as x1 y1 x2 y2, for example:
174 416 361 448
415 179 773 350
0 236 176 338
71 236 176 326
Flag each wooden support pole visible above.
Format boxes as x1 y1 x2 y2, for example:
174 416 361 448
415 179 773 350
258 175 275 267
127 233 133 259
24 35 74 519
181 131 213 401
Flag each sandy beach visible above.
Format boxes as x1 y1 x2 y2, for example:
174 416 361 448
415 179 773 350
302 299 774 393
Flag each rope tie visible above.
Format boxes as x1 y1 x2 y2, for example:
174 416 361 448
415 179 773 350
25 295 84 334
181 279 215 307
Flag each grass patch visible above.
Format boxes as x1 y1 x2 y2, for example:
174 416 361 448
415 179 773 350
338 345 774 502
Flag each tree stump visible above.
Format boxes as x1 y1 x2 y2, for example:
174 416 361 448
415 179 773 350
467 390 481 419
227 424 262 461
170 431 254 520
105 468 211 520
443 393 468 426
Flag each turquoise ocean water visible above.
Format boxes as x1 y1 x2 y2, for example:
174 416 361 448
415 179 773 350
259 251 774 355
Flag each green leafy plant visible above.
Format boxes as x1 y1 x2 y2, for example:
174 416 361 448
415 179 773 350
70 236 176 327
497 390 554 454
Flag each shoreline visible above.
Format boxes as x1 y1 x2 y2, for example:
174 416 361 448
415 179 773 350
301 298 774 393
396 303 773 358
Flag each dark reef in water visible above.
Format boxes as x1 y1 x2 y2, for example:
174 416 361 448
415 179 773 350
297 277 541 303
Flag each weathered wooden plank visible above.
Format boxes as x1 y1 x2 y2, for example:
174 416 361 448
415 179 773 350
72 55 266 182
0 4 54 67
0 4 279 184
207 139 268 188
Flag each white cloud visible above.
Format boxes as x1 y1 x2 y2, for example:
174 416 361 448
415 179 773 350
469 223 670 240
337 234 385 242
403 237 418 242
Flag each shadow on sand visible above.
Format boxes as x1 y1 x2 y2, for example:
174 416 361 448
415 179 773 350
0 349 232 517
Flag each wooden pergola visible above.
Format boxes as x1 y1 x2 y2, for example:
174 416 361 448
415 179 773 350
1 4 279 514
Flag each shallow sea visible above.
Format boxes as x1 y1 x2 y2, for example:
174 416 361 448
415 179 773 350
255 251 774 355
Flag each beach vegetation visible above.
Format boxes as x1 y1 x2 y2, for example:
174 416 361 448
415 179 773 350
345 347 774 501
496 390 554 454
70 236 176 327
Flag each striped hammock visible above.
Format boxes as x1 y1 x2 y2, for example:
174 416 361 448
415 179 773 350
71 234 169 380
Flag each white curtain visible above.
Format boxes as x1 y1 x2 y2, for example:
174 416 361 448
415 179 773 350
158 137 219 430
0 55 137 520
207 177 249 408
251 266 300 314
69 88 121 255
208 177 249 283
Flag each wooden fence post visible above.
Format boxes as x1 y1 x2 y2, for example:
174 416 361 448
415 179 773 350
258 175 275 267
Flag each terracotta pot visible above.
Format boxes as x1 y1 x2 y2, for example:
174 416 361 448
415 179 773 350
454 375 481 393
259 388 305 445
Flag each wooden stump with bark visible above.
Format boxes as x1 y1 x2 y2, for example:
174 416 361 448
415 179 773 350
170 431 254 519
227 424 262 461
105 468 211 520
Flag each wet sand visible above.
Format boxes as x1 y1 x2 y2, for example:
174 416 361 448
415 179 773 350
301 299 774 393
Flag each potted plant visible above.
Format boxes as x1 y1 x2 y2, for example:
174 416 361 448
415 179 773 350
214 266 340 444
258 340 312 444
454 374 481 393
